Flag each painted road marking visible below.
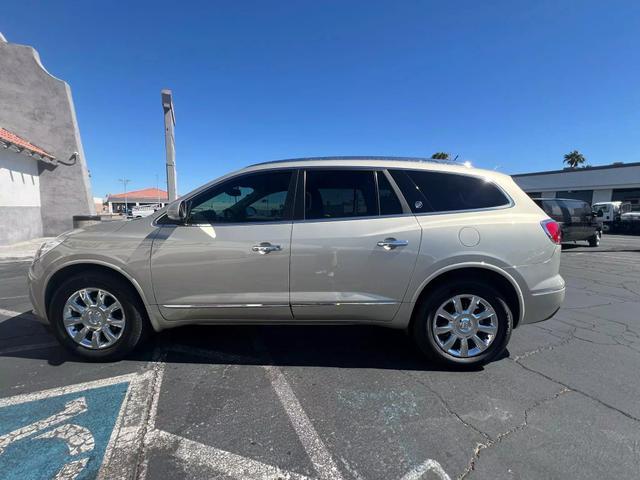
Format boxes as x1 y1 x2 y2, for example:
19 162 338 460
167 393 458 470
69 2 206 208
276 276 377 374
0 343 453 479
0 308 30 320
400 459 451 480
0 342 59 355
0 384 127 479
0 372 155 480
148 429 312 480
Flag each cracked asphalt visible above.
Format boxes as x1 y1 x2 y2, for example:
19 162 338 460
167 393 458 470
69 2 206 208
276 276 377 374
1 234 639 479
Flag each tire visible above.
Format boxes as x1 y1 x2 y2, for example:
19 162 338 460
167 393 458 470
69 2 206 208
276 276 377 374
588 231 601 247
411 281 513 368
48 271 149 361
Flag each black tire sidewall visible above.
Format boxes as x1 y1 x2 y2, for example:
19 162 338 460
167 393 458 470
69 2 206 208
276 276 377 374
49 272 146 361
413 281 513 367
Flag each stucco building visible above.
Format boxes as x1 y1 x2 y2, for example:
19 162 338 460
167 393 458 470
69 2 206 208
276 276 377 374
0 32 94 245
106 188 168 214
512 162 640 208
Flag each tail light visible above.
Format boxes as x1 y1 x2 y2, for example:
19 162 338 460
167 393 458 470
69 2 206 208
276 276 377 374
541 219 562 244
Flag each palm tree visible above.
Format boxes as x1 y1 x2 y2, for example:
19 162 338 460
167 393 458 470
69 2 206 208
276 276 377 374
431 152 450 160
563 150 586 168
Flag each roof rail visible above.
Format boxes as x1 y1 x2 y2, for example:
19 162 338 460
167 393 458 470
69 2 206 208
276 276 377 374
247 155 460 168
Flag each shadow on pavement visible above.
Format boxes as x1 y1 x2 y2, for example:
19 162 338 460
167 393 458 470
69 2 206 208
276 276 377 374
0 314 491 372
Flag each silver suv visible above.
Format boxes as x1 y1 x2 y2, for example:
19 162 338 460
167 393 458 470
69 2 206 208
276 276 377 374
28 157 565 367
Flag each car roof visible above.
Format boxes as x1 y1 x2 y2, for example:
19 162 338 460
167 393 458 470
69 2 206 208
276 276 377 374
240 156 506 180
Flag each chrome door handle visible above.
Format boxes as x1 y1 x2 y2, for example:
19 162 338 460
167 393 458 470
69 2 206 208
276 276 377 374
376 238 409 250
252 242 282 254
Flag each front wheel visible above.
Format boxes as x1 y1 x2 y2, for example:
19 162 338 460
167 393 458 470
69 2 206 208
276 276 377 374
588 231 601 247
49 272 149 361
412 281 513 368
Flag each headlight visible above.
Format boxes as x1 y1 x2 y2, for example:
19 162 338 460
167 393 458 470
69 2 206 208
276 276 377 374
33 236 65 262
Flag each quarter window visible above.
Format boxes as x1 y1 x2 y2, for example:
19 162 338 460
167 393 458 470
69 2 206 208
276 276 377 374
390 170 510 213
188 170 293 224
304 170 377 220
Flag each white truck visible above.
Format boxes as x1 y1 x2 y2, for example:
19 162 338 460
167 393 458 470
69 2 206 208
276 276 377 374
592 201 640 232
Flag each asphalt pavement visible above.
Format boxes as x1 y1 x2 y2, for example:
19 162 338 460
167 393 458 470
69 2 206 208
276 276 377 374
1 235 639 479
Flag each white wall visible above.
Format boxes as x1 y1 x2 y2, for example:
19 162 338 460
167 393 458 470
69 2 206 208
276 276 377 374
0 149 41 207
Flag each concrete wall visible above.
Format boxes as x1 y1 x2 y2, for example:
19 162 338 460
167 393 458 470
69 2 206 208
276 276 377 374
0 206 43 245
513 164 640 193
0 33 94 237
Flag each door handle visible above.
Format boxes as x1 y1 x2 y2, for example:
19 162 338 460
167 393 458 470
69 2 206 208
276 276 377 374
252 242 282 254
376 238 409 250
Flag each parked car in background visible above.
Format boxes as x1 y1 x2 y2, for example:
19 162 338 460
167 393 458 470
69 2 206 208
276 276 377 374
592 201 632 232
532 198 601 246
28 157 565 367
130 204 161 218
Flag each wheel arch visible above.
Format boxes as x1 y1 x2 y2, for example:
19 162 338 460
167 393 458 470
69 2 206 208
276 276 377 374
409 264 524 329
44 262 158 331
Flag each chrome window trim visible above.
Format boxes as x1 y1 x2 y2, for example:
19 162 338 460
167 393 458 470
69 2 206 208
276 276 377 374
291 301 399 307
162 301 399 309
162 303 290 309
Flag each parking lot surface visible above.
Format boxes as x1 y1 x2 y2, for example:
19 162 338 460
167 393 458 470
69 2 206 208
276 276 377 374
1 235 639 479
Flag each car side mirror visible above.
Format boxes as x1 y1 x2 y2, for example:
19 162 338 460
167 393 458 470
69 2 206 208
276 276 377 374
166 200 188 223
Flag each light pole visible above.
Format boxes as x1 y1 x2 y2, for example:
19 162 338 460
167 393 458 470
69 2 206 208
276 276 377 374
118 178 131 214
161 89 177 202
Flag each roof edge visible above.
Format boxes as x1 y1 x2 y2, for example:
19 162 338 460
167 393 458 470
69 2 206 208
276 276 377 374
512 162 640 177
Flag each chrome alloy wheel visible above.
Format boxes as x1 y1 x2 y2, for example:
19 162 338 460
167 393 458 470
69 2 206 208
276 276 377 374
63 288 126 349
431 294 498 358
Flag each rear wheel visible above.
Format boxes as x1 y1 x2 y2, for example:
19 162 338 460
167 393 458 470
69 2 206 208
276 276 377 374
49 272 149 361
588 230 601 247
412 281 512 367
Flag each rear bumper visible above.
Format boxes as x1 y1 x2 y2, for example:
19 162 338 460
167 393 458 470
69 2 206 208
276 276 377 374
521 286 565 325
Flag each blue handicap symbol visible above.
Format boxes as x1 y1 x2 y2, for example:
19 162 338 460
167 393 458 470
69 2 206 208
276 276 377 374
0 382 129 480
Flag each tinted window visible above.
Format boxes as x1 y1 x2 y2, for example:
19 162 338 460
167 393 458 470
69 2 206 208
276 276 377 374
390 170 510 213
538 200 564 221
188 170 293 224
305 170 377 220
376 171 403 215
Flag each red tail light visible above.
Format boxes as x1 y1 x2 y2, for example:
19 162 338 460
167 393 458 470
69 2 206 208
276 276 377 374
541 219 562 244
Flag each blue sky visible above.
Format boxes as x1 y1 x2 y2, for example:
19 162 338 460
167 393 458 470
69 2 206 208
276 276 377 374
2 1 639 197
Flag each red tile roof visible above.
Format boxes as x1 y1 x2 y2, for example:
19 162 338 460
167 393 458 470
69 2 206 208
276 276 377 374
108 188 169 201
0 127 55 160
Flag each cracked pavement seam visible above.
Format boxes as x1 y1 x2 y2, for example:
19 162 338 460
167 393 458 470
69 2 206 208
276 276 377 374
457 387 571 480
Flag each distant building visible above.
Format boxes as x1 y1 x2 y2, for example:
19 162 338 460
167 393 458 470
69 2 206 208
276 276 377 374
0 32 94 245
106 188 168 214
512 162 640 208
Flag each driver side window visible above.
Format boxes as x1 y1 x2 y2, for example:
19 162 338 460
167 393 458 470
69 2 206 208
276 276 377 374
188 170 293 224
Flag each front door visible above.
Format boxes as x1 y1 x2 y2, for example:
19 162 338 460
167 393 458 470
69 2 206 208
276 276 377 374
290 169 421 322
151 169 296 321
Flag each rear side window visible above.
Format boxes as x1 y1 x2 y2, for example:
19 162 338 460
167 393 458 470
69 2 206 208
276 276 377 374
389 170 510 213
305 170 377 220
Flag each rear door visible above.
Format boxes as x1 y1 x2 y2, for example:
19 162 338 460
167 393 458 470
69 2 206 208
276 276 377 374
289 169 421 322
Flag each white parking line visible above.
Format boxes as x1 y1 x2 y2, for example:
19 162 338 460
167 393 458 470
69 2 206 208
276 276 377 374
400 459 451 480
148 429 312 480
0 308 28 320
0 342 59 355
263 364 343 480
